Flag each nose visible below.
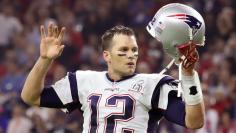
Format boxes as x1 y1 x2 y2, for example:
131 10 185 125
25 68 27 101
127 51 137 59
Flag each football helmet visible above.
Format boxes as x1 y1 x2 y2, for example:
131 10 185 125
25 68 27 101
146 3 205 62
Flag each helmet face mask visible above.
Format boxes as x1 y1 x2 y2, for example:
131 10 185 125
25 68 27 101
146 3 205 61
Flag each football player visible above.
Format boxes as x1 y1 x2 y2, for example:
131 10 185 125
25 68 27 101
21 3 205 133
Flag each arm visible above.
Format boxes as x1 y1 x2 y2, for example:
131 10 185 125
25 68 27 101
182 69 205 129
21 57 52 106
181 49 205 129
21 23 66 106
163 49 204 129
185 103 204 129
162 82 204 129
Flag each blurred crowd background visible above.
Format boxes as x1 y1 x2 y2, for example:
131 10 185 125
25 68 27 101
0 0 236 133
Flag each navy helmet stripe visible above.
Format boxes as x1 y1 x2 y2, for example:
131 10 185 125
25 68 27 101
185 15 202 29
168 14 202 29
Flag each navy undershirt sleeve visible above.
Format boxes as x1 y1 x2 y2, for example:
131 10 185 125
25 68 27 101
40 87 82 113
163 90 186 127
40 87 65 108
40 72 82 113
151 76 186 127
151 76 175 109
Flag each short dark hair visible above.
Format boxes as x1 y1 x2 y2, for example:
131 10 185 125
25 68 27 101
101 25 135 51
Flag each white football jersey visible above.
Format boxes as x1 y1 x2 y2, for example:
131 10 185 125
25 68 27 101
51 70 179 133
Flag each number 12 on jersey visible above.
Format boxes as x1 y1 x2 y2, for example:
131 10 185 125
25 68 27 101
88 94 136 133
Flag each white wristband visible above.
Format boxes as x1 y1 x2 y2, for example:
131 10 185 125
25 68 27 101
181 71 203 105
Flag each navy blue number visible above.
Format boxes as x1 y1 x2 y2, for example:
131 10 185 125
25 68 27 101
88 94 135 133
88 94 101 133
105 95 135 133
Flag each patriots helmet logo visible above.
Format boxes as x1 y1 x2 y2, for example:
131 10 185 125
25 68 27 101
167 14 202 36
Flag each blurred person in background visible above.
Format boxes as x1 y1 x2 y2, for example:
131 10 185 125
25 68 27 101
216 7 234 40
0 49 26 94
49 110 73 133
0 2 23 61
30 113 48 133
6 103 32 133
217 110 236 133
26 106 55 133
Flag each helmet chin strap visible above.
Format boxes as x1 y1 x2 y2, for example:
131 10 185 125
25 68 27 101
177 62 183 97
189 27 193 41
159 56 184 98
159 59 175 75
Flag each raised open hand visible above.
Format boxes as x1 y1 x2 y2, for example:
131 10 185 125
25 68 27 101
40 23 66 60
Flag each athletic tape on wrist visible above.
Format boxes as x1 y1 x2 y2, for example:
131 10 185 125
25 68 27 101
181 70 203 105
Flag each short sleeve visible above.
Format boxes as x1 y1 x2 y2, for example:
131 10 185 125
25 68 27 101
159 82 186 127
40 72 82 113
162 87 186 127
151 76 176 109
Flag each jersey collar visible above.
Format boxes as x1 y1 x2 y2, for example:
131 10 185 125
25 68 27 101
105 73 136 82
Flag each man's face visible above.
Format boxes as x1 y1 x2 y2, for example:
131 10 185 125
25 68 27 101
104 34 138 77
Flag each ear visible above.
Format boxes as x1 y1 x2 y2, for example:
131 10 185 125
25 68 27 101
103 50 111 63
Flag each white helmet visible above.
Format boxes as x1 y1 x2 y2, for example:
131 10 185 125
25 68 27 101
146 3 205 60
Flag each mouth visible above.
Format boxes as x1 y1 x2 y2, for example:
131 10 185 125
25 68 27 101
127 62 135 67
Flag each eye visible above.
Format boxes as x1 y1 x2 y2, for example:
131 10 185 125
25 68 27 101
120 47 128 52
133 47 138 57
132 47 138 52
